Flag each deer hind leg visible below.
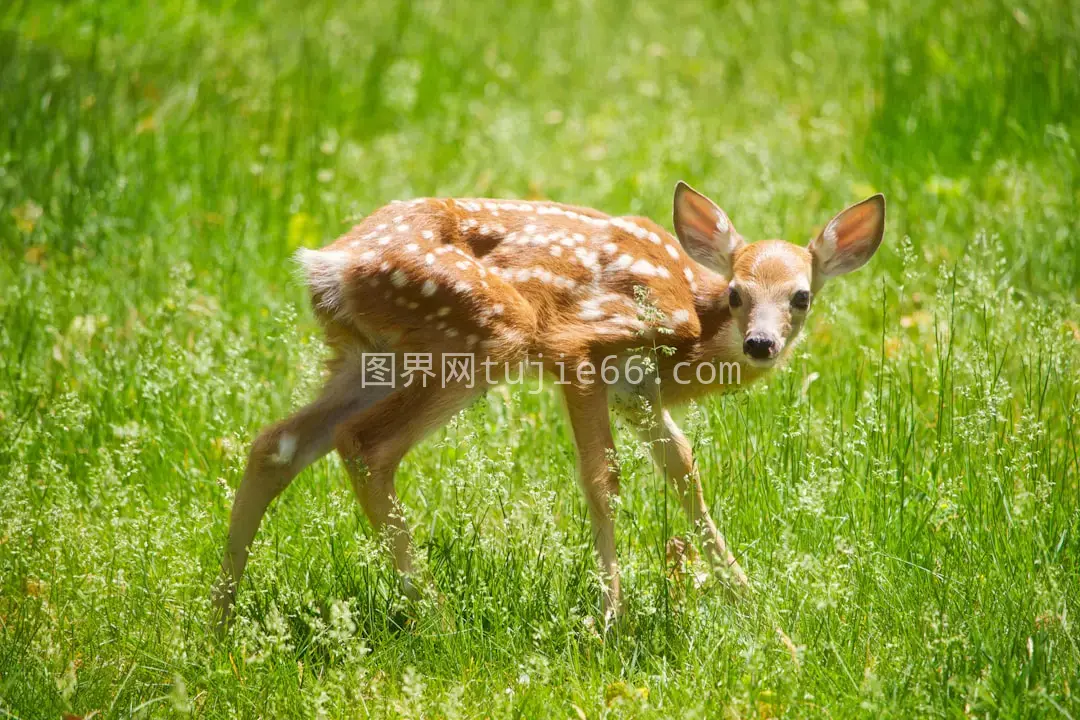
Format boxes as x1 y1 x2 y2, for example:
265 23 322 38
334 379 480 597
212 367 394 626
562 384 623 623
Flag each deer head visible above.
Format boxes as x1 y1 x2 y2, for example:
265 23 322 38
674 182 886 367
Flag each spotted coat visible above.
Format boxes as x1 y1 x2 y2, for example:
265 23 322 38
298 197 732 381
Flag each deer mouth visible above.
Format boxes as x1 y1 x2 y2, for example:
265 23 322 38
744 356 777 369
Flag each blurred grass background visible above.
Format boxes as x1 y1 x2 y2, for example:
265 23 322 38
1 0 1078 717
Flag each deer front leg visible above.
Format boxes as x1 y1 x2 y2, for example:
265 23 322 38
562 384 622 623
637 406 749 593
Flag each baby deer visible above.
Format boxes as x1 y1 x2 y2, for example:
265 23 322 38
212 183 885 625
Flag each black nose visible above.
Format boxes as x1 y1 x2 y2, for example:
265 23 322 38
743 335 776 360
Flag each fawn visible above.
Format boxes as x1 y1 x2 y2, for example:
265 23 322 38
212 182 885 625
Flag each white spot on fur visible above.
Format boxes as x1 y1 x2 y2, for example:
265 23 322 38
630 259 658 277
271 433 297 465
577 292 626 322
665 244 680 260
606 314 646 330
575 247 600 270
421 230 435 240
579 307 605 321
421 279 438 296
672 309 691 325
425 253 436 266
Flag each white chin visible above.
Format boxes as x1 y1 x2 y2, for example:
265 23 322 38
744 356 777 368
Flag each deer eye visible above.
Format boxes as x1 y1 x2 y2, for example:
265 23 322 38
792 290 811 310
728 287 743 308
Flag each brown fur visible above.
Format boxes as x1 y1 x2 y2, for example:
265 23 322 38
212 188 885 627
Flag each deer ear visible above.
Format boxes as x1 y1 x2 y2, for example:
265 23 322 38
673 181 745 276
809 194 886 283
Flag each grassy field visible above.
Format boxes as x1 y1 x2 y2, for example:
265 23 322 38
2 0 1079 717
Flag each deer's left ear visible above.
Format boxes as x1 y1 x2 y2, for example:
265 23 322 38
673 181 745 277
809 194 886 284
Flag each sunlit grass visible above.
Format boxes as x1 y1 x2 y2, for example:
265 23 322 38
1 0 1078 717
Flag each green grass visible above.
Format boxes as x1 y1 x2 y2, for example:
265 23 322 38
2 0 1079 717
